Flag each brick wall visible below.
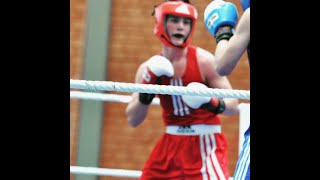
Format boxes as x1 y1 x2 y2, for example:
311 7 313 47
70 0 87 179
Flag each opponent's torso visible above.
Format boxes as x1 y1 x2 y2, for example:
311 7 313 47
158 46 221 126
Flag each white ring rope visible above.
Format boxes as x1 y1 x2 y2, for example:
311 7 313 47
70 91 160 105
70 166 141 178
70 166 233 180
70 79 250 100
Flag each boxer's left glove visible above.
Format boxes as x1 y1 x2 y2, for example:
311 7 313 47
139 55 174 105
204 0 238 43
181 82 225 114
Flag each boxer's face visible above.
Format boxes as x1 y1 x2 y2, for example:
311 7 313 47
165 15 192 46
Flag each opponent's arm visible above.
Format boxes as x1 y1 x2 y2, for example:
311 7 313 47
215 8 250 76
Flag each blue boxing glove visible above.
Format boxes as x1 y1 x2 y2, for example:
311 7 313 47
204 0 238 43
241 0 250 11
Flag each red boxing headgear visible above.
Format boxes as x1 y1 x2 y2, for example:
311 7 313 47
153 1 198 48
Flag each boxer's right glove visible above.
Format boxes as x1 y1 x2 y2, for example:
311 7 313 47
204 0 238 43
139 55 174 105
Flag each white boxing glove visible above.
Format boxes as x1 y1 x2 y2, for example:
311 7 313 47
139 55 174 105
142 55 174 84
182 82 226 114
182 82 211 109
